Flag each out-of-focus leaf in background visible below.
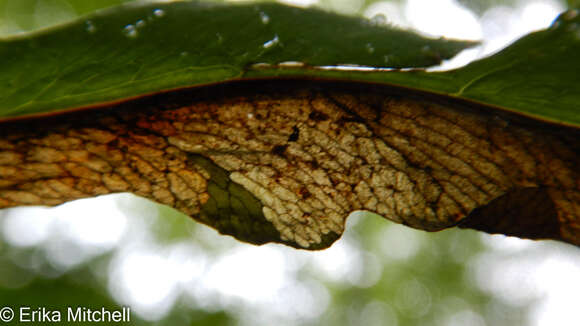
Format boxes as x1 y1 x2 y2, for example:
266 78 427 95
0 0 134 34
0 194 538 325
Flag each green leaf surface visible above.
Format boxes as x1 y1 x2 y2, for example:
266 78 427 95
1 1 578 128
245 9 580 126
0 1 473 118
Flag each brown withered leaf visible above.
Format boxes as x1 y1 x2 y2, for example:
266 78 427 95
0 80 578 249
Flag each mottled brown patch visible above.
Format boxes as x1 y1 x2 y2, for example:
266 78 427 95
0 80 579 248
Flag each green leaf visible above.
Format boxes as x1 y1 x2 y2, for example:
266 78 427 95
2 2 578 127
246 9 580 126
0 1 474 119
568 0 580 8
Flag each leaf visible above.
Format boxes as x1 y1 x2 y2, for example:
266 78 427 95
0 1 474 119
246 9 580 126
0 2 579 249
1 79 579 248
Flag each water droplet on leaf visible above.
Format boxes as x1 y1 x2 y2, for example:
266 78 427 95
85 20 96 33
263 35 280 48
123 24 137 38
135 19 146 29
278 61 305 67
153 9 165 18
260 12 270 24
251 63 271 69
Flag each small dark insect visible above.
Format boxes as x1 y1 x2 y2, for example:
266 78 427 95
288 126 299 142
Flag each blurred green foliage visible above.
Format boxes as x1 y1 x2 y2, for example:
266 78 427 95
0 265 233 326
2 0 566 35
0 199 533 326
310 215 531 326
457 0 519 14
0 0 134 33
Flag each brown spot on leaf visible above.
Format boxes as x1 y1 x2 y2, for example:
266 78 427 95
272 145 288 156
309 110 329 121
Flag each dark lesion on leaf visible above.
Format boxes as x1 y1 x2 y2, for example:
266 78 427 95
458 187 561 241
